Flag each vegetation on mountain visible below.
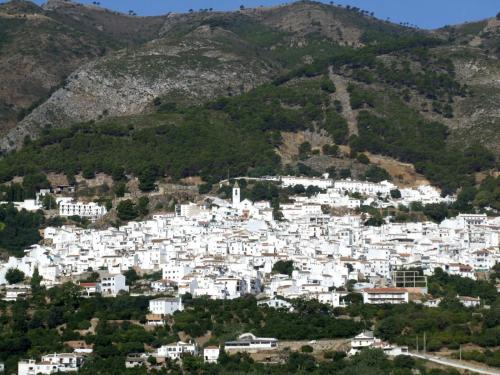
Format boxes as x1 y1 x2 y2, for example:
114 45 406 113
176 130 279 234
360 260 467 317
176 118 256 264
0 267 498 373
0 1 497 199
0 204 44 257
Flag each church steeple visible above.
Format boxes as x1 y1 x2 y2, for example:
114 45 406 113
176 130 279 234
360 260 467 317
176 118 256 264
232 181 240 207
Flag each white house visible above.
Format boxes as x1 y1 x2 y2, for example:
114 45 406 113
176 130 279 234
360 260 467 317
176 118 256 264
446 263 475 279
423 297 442 308
57 198 107 220
18 353 84 375
257 297 293 310
280 176 333 189
349 331 409 357
99 273 128 296
232 182 241 207
156 341 197 360
334 179 395 196
149 297 183 316
458 295 481 308
457 213 487 227
125 353 148 368
362 288 409 304
79 282 101 297
162 264 193 283
203 346 220 364
0 199 42 211
225 333 278 352
349 331 377 355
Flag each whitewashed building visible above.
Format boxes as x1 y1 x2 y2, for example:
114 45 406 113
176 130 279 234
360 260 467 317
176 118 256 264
225 333 278 352
156 341 197 360
203 346 220 363
57 198 107 220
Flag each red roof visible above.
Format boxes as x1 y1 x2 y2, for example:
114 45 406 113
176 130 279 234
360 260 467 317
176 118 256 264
79 282 97 287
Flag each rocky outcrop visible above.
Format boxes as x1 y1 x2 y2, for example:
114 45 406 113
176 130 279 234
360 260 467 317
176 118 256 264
0 26 277 151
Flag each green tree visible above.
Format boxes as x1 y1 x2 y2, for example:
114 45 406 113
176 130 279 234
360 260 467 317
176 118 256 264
423 203 449 223
116 200 138 221
137 196 149 216
22 173 50 198
82 165 95 180
138 165 158 192
30 267 43 293
301 345 313 353
364 165 391 183
199 183 212 194
340 169 351 178
272 260 294 276
390 189 401 199
124 269 139 286
357 153 370 164
113 182 127 198
323 144 339 156
298 142 312 160
6 268 25 284
111 166 125 181
41 194 57 210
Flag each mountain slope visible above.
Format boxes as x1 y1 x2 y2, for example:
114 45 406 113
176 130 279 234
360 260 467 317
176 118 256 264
1 24 279 151
433 17 500 156
0 0 165 143
0 0 497 195
1 0 415 152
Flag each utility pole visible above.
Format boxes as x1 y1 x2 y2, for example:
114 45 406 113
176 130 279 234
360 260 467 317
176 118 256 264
416 335 419 353
423 332 426 354
459 344 462 361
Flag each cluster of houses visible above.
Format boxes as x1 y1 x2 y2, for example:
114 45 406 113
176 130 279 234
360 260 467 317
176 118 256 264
1 179 498 306
1 177 498 372
13 328 410 373
125 332 279 368
17 353 84 375
0 187 107 221
256 175 456 210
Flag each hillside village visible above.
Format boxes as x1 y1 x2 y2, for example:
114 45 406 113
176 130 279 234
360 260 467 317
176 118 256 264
1 176 499 373
1 176 497 300
0 0 499 374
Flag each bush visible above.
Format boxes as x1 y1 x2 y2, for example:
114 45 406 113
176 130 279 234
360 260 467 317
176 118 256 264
390 189 401 199
116 200 138 221
322 144 339 156
356 153 370 164
364 165 391 183
272 260 294 276
6 268 25 284
394 355 415 368
301 345 314 353
339 169 351 179
299 142 312 160
199 183 212 194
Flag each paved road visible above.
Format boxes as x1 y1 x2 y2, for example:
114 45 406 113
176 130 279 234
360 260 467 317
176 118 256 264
410 352 500 375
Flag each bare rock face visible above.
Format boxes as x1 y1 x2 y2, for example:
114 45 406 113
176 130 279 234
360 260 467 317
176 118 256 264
0 26 277 151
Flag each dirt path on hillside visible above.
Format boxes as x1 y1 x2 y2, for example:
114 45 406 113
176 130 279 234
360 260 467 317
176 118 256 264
329 68 358 136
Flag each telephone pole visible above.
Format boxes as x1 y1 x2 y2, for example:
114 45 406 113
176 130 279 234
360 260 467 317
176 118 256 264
423 332 426 354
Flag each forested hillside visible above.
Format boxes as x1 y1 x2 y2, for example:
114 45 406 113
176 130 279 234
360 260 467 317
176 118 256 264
0 0 498 195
